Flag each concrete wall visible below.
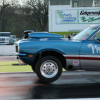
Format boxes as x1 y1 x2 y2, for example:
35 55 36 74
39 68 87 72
0 45 15 56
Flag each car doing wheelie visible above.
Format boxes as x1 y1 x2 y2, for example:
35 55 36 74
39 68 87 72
14 25 100 82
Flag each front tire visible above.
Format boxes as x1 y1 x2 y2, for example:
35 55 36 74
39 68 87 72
31 65 35 72
35 56 62 83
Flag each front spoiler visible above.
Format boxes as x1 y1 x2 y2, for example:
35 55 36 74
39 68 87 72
14 52 26 64
16 56 26 65
13 52 26 56
14 52 34 65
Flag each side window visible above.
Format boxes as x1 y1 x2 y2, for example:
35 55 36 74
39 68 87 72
90 30 100 41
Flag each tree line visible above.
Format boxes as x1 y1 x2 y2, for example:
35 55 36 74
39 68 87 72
0 0 48 38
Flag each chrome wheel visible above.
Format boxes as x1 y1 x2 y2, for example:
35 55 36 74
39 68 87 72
35 56 62 82
40 60 58 78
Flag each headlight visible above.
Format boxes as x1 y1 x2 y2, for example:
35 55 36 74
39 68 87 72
6 38 9 41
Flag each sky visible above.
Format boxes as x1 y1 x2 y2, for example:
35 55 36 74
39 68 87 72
18 0 27 5
0 0 44 5
0 0 27 5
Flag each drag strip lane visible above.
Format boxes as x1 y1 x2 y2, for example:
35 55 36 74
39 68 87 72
0 71 100 99
0 56 16 62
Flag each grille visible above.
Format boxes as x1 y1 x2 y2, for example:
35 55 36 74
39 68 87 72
16 46 18 52
0 38 5 41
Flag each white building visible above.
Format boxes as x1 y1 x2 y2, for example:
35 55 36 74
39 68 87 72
47 0 100 33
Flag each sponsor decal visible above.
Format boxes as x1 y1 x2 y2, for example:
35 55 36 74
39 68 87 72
87 43 100 54
80 10 99 16
73 60 79 66
40 38 47 41
80 16 100 23
78 9 100 24
56 10 77 24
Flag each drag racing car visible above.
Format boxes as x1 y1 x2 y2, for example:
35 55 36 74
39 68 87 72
14 25 100 82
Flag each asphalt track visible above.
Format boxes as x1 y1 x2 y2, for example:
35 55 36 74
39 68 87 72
0 56 16 62
0 71 100 99
0 56 100 99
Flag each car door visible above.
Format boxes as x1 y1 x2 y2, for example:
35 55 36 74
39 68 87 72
80 30 100 71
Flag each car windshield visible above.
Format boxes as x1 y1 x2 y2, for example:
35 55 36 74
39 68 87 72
72 26 98 40
0 33 10 37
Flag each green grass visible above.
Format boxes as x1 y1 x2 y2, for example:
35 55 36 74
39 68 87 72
0 61 65 72
0 61 33 72
50 32 79 36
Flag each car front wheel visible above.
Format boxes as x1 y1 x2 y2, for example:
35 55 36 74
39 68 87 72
35 56 62 83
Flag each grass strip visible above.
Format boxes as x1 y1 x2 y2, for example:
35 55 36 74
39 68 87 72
50 32 79 36
0 61 65 72
0 61 33 72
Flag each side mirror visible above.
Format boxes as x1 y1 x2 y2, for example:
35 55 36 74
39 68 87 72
97 37 100 41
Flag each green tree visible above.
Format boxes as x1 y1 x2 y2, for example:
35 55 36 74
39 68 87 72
24 0 48 31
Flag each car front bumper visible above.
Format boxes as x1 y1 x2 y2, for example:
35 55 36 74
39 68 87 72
14 52 35 65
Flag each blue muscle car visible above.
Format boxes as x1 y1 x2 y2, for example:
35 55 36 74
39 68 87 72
15 25 100 82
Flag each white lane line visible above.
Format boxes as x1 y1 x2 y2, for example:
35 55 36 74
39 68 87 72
40 98 100 100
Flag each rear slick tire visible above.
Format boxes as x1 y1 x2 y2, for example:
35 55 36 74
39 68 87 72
35 56 62 83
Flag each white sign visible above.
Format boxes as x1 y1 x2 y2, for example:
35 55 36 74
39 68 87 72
56 10 78 24
79 9 100 24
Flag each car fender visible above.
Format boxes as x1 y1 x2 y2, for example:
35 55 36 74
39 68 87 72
34 47 65 58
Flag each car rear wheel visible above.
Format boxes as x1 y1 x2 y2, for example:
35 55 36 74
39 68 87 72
35 56 62 83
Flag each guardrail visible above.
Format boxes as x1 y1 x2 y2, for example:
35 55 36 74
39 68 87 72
0 45 15 56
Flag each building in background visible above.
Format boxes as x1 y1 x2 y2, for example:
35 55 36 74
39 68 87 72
44 0 48 4
46 0 100 33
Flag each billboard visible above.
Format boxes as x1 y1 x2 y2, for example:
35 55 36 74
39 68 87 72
56 10 78 24
78 9 100 24
49 6 100 32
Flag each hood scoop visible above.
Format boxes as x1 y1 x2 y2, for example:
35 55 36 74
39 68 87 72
29 32 63 38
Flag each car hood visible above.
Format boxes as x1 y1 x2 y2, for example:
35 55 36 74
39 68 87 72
29 32 63 38
0 37 9 39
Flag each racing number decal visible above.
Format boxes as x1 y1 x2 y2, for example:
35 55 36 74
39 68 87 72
87 43 100 54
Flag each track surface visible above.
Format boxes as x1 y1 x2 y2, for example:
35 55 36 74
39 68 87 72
0 71 100 99
0 56 16 62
